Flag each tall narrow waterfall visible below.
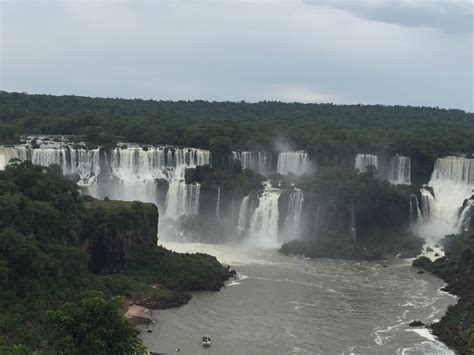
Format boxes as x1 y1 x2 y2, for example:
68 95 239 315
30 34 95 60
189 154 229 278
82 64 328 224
355 154 378 173
420 188 434 221
389 155 411 185
276 151 309 176
246 182 282 248
232 151 273 176
417 156 474 238
237 195 250 235
458 199 474 232
409 194 423 226
281 190 304 240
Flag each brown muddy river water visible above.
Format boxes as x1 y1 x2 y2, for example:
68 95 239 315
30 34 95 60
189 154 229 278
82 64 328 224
139 242 456 355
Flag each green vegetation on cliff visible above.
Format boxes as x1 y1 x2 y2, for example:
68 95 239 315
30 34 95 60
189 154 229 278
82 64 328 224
280 167 423 260
0 161 232 353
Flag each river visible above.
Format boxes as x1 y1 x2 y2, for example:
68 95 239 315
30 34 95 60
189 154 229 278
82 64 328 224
139 242 457 355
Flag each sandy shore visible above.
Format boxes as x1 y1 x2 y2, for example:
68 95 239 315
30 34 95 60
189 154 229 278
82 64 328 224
124 304 153 325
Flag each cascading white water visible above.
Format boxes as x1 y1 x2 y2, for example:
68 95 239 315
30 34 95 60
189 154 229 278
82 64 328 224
389 155 411 185
276 151 309 176
458 199 474 232
355 154 378 173
101 146 209 218
232 151 273 176
409 194 423 226
0 142 210 220
281 189 304 240
417 156 474 239
165 181 201 219
110 146 209 181
237 195 250 235
246 182 282 248
0 147 22 170
420 188 435 222
0 146 101 185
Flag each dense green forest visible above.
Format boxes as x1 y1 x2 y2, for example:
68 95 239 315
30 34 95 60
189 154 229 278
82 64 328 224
1 91 473 182
0 161 232 354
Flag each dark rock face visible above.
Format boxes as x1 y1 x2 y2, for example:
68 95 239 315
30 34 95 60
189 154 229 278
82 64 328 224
412 233 474 354
279 237 382 261
137 292 192 309
80 199 158 273
409 320 425 327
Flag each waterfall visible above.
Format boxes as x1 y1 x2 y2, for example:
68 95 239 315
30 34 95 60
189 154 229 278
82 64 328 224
276 151 309 176
416 156 474 238
1 142 211 220
355 154 378 173
165 181 201 219
0 146 101 185
237 195 250 235
110 146 210 181
281 190 304 241
409 194 423 226
232 151 273 176
420 188 434 221
389 155 411 185
0 147 21 170
246 182 282 248
458 199 474 232
216 186 221 222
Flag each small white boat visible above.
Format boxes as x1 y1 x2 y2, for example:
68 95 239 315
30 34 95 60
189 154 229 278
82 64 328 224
202 336 212 348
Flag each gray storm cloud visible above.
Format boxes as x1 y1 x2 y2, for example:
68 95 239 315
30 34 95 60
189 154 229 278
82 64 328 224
0 0 472 111
305 0 474 34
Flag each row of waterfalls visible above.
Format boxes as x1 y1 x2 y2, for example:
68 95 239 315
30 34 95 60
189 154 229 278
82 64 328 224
0 144 209 219
1 139 472 247
0 143 307 246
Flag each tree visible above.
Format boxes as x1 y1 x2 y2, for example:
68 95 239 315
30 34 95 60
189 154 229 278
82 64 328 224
48 292 145 355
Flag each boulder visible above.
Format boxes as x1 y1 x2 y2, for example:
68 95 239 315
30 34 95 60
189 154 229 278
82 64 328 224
409 320 425 327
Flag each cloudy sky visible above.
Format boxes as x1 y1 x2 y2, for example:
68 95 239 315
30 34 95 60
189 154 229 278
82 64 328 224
1 0 473 110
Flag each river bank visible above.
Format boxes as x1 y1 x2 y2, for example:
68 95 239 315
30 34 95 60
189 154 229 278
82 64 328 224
139 242 456 354
413 232 474 354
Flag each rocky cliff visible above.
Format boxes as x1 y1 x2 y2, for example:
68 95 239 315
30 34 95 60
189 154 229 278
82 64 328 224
412 232 474 354
80 197 158 273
